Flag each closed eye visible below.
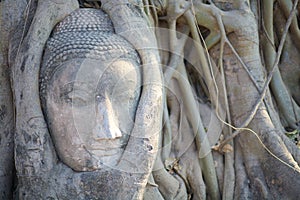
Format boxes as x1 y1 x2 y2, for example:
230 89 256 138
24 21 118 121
70 94 89 107
60 81 95 106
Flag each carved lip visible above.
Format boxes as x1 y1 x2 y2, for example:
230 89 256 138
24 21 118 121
93 136 121 141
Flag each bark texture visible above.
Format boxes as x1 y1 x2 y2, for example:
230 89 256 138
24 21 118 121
0 1 28 199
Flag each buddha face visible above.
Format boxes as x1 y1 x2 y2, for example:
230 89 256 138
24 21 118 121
42 58 141 171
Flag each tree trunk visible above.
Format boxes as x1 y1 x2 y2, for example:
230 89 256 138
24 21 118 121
210 9 300 198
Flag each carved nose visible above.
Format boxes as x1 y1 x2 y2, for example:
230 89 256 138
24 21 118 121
93 96 122 140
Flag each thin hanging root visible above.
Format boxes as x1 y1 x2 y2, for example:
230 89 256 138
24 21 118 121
187 1 257 144
174 60 220 200
209 8 255 148
183 10 221 200
163 15 220 198
161 16 189 161
161 15 190 162
163 8 220 199
211 3 262 92
189 2 268 147
262 0 300 129
218 0 300 173
190 0 300 174
190 1 262 100
190 1 221 50
189 4 297 189
184 10 218 101
202 1 297 148
191 1 262 92
214 9 232 139
164 22 189 84
190 2 227 128
214 11 236 200
278 0 300 50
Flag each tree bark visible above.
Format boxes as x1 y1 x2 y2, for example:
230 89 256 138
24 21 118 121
209 4 300 199
0 1 29 198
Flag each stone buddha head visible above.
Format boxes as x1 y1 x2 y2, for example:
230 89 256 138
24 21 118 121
40 8 141 171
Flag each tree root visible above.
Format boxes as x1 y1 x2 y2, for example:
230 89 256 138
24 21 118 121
262 0 300 130
219 0 299 151
157 2 221 198
213 7 235 200
209 1 300 198
278 0 300 51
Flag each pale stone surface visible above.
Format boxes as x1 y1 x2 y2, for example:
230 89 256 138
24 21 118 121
40 8 142 171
